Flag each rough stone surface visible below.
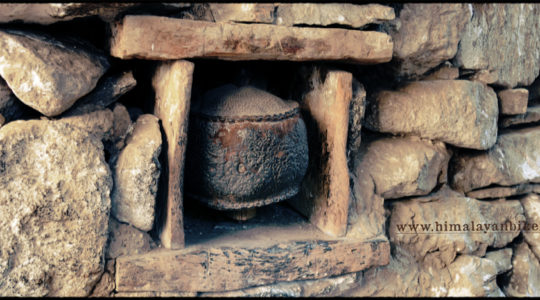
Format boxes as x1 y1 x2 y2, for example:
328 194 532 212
110 16 393 64
346 246 512 297
503 242 540 296
58 108 114 141
500 106 540 128
275 3 395 28
450 126 540 193
290 69 352 237
110 103 132 154
364 80 498 150
354 136 450 199
62 71 136 117
209 3 274 24
89 260 115 298
106 218 155 259
0 29 109 116
468 69 499 85
0 3 141 24
389 187 524 265
455 3 540 88
422 63 460 81
111 114 161 232
466 183 539 200
520 194 540 260
498 88 529 115
152 60 194 249
0 114 4 127
347 79 366 162
389 4 470 77
0 77 28 121
0 120 112 296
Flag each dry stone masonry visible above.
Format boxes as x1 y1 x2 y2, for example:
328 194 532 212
0 2 539 297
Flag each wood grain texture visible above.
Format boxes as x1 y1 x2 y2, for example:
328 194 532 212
152 60 194 249
290 69 352 237
116 238 389 292
110 16 392 63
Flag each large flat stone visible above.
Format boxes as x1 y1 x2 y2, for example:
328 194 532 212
455 4 540 88
209 3 274 23
0 120 112 296
450 126 540 193
275 3 394 28
110 16 393 64
0 29 109 116
364 80 498 150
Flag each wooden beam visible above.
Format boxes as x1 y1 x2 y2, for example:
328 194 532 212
116 238 389 293
152 60 194 249
289 69 352 237
110 16 393 64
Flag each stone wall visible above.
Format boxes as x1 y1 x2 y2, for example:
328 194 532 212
0 3 539 297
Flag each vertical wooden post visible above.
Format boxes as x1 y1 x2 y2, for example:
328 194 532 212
152 60 194 249
289 67 352 237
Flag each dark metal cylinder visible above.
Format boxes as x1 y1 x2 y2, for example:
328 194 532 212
185 85 309 210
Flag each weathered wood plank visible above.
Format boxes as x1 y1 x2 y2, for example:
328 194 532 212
110 16 393 63
152 60 194 249
289 69 352 237
116 239 389 293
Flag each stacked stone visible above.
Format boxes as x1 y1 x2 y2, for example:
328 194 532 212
0 2 540 298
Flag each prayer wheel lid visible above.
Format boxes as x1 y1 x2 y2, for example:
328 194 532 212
193 84 298 118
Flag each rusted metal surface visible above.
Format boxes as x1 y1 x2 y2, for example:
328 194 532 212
185 85 308 210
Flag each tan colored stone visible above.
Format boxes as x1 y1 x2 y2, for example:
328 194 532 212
455 4 540 88
503 241 540 296
348 136 450 238
58 108 114 141
466 183 535 199
355 136 450 199
0 120 112 296
468 69 499 85
63 71 136 117
209 3 274 23
390 4 470 77
389 187 524 265
0 29 109 116
289 68 351 237
106 218 155 259
115 291 198 297
115 239 389 293
110 16 393 64
111 114 161 232
275 3 394 28
364 80 498 150
500 106 540 128
446 249 512 297
423 64 460 81
498 88 529 115
152 60 194 249
520 194 540 260
451 126 540 193
347 246 512 297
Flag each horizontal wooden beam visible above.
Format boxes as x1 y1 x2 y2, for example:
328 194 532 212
116 238 389 293
110 16 393 64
